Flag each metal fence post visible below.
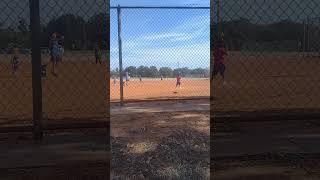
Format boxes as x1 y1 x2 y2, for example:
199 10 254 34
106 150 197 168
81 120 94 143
211 0 219 81
210 1 214 178
303 20 306 57
29 0 43 141
217 0 221 37
117 5 124 106
307 17 310 53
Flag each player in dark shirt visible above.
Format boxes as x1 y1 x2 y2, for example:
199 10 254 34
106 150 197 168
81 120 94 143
95 43 102 64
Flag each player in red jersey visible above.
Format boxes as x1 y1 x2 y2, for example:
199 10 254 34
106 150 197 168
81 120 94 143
212 39 228 85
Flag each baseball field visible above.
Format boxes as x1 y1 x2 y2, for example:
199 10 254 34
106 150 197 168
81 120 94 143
2 51 320 122
0 53 108 124
110 78 210 101
212 52 320 112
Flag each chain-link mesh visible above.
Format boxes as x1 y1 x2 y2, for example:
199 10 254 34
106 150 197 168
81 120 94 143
0 0 33 123
0 0 109 128
304 17 320 57
212 0 320 114
110 7 210 102
39 0 108 121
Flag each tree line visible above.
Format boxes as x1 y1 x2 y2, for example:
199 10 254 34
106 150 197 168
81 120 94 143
0 13 109 51
111 66 210 78
213 18 317 51
1 15 314 53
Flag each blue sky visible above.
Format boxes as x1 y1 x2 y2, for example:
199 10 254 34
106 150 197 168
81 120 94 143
110 0 210 70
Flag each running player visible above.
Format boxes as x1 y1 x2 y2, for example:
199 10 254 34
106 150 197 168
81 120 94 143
212 39 228 85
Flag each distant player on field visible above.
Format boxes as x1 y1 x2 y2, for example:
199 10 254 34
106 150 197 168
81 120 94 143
212 38 228 85
298 39 302 53
113 76 116 85
58 35 64 62
49 32 63 76
176 73 181 89
95 43 102 64
11 48 20 75
125 72 129 86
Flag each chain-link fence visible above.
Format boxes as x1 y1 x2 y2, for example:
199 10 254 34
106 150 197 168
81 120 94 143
304 16 320 57
110 6 210 104
39 0 108 121
212 0 320 118
0 0 33 125
0 0 108 138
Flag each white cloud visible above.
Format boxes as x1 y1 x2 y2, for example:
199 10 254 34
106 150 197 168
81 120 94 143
110 13 210 68
142 32 186 40
121 41 210 68
144 14 209 41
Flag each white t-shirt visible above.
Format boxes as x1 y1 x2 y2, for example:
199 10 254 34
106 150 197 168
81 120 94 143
125 72 129 81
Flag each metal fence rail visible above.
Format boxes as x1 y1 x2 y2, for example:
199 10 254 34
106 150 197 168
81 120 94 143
212 0 320 119
110 6 210 105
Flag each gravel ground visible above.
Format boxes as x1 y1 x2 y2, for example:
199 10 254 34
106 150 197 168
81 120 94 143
0 161 108 180
213 153 320 180
111 128 210 179
0 128 109 180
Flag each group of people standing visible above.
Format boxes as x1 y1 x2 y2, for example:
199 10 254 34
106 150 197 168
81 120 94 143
9 33 227 88
10 32 103 77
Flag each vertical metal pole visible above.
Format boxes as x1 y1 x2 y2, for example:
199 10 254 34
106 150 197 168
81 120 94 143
29 0 43 141
217 0 221 37
212 0 219 79
117 5 124 106
303 20 306 57
307 17 310 53
210 1 215 178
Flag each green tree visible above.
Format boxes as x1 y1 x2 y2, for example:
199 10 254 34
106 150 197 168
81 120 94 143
87 13 109 49
149 66 159 77
124 66 137 77
45 14 86 49
173 67 191 77
137 66 152 77
191 68 206 75
159 67 173 78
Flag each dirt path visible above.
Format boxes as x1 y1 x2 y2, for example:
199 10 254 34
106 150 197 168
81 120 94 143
111 98 209 115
